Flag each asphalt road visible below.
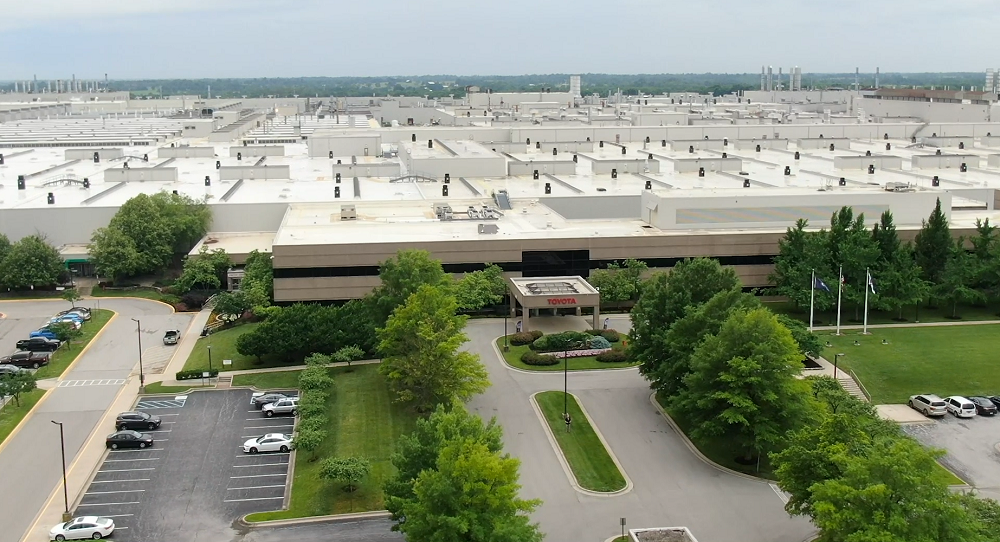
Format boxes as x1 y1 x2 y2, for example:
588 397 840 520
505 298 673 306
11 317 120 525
464 317 815 542
0 298 191 542
904 412 1000 500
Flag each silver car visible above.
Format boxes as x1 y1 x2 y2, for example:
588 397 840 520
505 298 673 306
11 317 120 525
908 394 947 417
262 397 298 417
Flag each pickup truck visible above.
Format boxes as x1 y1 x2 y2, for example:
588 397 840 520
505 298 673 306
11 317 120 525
0 351 50 369
163 330 180 345
16 337 61 352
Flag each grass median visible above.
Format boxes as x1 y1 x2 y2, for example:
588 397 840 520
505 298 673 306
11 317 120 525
246 363 417 521
495 338 637 372
181 322 264 373
231 370 302 390
34 308 114 380
0 389 46 446
535 390 627 492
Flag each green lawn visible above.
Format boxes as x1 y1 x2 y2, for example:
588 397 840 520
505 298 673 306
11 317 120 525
495 339 637 372
141 382 202 395
246 364 419 521
0 291 65 300
534 391 627 492
35 309 114 380
232 370 302 390
821 325 1000 404
0 389 46 446
91 286 174 303
767 300 1000 327
181 323 268 373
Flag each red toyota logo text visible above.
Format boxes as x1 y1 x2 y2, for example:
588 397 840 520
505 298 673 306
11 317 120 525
547 298 577 305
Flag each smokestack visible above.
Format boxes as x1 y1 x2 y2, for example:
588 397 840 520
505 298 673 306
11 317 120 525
875 67 880 89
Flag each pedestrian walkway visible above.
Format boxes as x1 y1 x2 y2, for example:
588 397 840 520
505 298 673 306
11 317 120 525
803 355 870 402
150 307 215 386
815 318 1000 331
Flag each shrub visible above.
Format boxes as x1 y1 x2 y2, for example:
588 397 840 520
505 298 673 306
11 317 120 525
596 350 629 363
585 329 621 342
181 290 212 309
293 428 326 460
175 368 219 380
521 351 559 366
298 366 334 391
298 392 328 418
509 330 543 346
531 330 592 352
297 414 328 433
588 335 612 349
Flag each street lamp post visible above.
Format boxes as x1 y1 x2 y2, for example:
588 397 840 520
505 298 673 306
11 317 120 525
563 348 569 416
51 421 71 522
207 345 213 372
834 353 845 379
131 318 144 392
503 292 509 352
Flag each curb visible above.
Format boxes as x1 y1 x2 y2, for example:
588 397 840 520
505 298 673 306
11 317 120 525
490 335 640 376
529 391 632 497
86 295 177 313
238 510 391 529
648 392 771 484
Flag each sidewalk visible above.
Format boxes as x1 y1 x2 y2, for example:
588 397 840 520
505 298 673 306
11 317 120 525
149 308 215 386
813 318 1000 331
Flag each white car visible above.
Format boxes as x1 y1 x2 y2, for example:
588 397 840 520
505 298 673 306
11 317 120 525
945 396 978 418
243 433 293 454
50 516 115 540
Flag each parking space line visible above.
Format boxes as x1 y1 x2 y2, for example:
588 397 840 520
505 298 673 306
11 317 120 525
100 514 134 518
232 462 287 468
77 502 140 507
98 468 155 473
223 496 285 502
235 452 291 458
90 479 150 484
227 484 286 490
230 474 287 479
104 457 160 462
244 426 294 430
109 449 158 453
146 413 179 416
85 489 146 495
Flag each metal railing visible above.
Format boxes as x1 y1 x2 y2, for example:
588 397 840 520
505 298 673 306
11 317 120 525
849 368 872 402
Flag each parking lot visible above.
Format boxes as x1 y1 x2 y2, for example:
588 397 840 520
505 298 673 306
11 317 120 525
74 389 298 542
904 412 1000 492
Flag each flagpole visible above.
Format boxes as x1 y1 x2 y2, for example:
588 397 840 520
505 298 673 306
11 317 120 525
836 265 843 336
809 269 815 332
863 268 870 335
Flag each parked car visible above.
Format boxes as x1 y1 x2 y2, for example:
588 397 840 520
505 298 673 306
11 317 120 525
969 396 998 416
262 397 298 417
49 516 115 541
16 337 61 352
51 312 85 324
242 433 293 454
945 396 978 418
0 364 31 376
988 396 1000 409
115 411 162 431
0 351 50 369
908 394 948 417
30 328 59 340
48 317 81 330
58 308 91 321
105 430 154 449
162 330 180 345
250 392 291 409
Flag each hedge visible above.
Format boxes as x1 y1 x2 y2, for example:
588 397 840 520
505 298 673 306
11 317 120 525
510 330 544 346
530 330 592 352
521 351 559 366
175 368 219 380
596 350 629 363
586 329 621 342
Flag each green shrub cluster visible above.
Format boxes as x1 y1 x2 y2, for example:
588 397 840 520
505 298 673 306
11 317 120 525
585 329 620 342
530 330 592 352
175 368 219 380
596 350 629 363
293 362 332 459
509 330 543 346
520 351 559 366
588 335 612 349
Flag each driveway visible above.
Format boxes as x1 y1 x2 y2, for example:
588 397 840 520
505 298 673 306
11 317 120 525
464 316 815 542
0 298 191 542
904 413 1000 500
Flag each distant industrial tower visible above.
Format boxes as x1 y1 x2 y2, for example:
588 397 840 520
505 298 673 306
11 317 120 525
987 69 1000 94
569 75 581 97
761 65 802 91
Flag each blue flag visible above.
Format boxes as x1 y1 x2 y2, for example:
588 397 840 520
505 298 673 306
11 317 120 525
813 277 831 292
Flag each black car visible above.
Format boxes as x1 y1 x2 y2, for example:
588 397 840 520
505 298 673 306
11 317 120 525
251 392 291 409
106 430 154 450
0 351 49 369
115 411 162 431
16 337 61 352
969 396 998 416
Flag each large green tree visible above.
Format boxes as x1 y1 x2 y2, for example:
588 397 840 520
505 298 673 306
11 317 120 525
588 258 648 305
454 264 506 311
398 439 542 542
0 234 10 264
875 244 930 321
933 237 985 318
770 219 834 311
914 198 952 287
377 285 489 411
675 307 813 460
88 227 143 283
106 193 174 273
174 247 231 293
837 211 879 321
148 191 212 254
371 249 452 324
0 235 65 290
240 249 274 307
0 371 37 406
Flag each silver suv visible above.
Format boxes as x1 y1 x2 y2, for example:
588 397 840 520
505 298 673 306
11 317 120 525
908 394 947 417
262 397 298 417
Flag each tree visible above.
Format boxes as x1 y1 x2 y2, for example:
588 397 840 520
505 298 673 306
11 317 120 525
174 247 231 293
148 191 212 254
235 302 374 363
88 227 143 284
588 258 648 305
770 220 834 312
914 198 952 287
872 210 902 267
675 308 813 461
397 439 543 542
385 402 504 529
837 211 879 321
292 428 326 461
319 456 372 493
106 193 174 273
331 345 365 368
0 235 65 290
875 244 930 321
378 285 489 411
933 238 985 318
371 249 452 325
0 234 10 264
775 314 823 357
454 264 506 311
957 493 1000 541
0 371 37 406
48 321 82 346
240 250 274 307
61 289 82 308
212 291 252 321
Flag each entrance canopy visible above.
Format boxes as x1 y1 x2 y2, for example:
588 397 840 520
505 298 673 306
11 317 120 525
506 276 601 331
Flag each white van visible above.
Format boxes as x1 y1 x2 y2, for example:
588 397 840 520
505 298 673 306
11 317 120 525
945 396 977 418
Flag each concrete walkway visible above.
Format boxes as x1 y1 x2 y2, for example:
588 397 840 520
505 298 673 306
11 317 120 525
150 308 216 386
813 318 1000 331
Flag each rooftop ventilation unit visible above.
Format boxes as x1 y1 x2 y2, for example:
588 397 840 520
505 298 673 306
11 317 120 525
340 205 356 221
478 224 499 235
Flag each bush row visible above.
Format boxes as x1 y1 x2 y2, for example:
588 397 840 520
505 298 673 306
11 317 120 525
520 351 559 366
530 330 593 352
585 329 621 343
509 330 543 346
175 368 219 380
596 350 629 363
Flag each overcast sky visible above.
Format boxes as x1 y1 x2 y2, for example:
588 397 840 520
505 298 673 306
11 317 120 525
1 0 995 79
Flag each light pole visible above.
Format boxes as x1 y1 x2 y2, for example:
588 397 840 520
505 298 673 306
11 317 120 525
834 353 844 379
131 318 144 392
207 345 213 372
51 421 71 522
503 292 509 352
563 347 569 416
